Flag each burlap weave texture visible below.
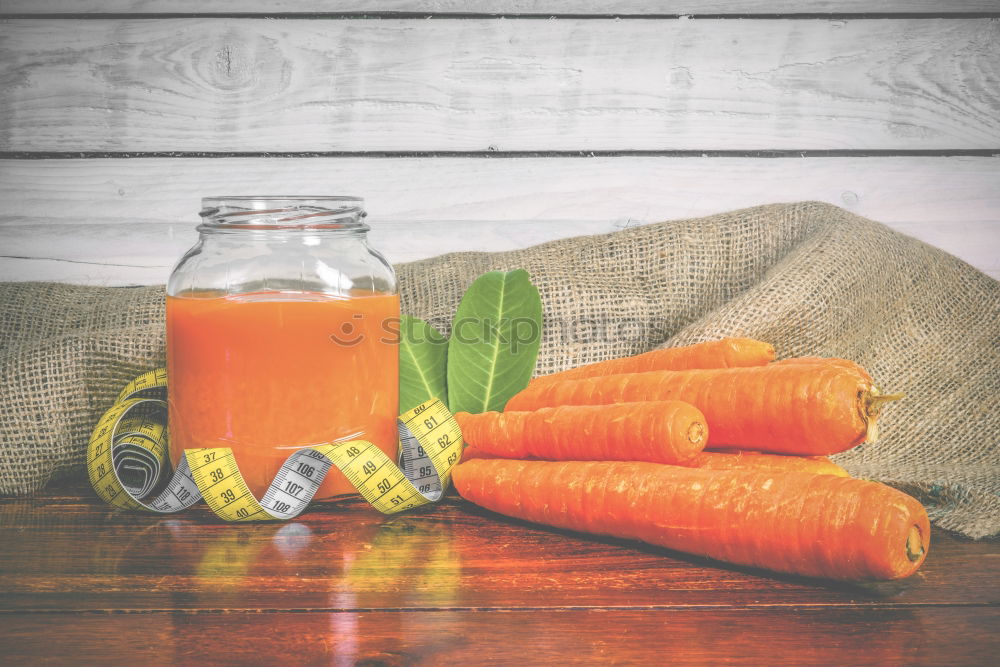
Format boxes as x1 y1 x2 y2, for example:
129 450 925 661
2 202 997 537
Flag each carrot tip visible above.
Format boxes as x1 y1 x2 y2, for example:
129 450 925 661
906 525 925 563
687 421 707 445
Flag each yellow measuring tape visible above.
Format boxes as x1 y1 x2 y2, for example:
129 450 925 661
87 368 463 521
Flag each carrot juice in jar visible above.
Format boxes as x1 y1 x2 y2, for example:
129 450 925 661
166 197 399 500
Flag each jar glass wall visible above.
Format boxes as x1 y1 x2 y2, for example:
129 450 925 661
166 197 399 500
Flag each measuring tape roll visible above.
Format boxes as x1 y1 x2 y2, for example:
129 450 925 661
87 369 463 521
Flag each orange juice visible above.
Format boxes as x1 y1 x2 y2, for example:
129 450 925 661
166 290 400 500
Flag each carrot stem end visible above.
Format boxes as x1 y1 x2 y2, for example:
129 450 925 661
859 388 905 444
865 391 906 417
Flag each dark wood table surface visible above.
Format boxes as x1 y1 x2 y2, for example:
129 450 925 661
2 481 997 666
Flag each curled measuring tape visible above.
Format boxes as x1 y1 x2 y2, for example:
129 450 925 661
87 368 463 521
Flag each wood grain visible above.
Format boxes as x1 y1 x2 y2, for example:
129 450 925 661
1 608 998 666
2 19 997 151
6 1 1000 15
2 156 997 284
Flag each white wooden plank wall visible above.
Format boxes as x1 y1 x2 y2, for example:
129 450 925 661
8 2 1000 14
0 4 997 284
3 18 998 151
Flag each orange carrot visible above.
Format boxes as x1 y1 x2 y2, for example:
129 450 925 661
455 401 707 464
533 337 775 385
505 362 900 455
453 459 929 581
684 450 849 477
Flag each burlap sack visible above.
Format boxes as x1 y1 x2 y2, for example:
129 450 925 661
1 202 997 537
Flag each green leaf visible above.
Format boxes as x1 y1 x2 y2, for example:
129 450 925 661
398 315 448 413
447 270 542 414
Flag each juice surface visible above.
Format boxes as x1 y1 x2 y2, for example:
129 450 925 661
167 290 400 500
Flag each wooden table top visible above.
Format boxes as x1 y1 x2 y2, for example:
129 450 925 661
2 481 997 666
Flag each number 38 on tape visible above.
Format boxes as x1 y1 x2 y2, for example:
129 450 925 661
87 368 464 522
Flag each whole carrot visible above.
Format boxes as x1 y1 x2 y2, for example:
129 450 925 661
533 337 775 385
684 450 849 477
455 401 707 464
505 362 899 455
453 459 929 581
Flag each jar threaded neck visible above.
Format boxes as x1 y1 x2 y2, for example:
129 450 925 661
199 196 368 232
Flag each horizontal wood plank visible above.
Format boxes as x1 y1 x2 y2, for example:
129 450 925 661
2 607 998 665
1 156 997 284
1 485 997 612
0 220 628 284
6 1 1000 15
1 19 997 151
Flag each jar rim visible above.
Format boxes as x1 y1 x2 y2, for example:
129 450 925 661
199 196 368 232
202 195 363 207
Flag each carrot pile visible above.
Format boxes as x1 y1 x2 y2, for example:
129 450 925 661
451 337 927 581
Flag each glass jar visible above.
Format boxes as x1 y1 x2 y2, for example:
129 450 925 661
166 196 399 500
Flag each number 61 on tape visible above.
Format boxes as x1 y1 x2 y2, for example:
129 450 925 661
87 368 464 522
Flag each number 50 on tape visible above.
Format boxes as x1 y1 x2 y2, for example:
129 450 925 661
87 369 464 521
